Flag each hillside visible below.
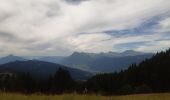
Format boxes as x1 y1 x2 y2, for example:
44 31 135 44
0 60 91 80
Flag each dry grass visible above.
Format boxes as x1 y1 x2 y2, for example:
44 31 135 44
0 92 170 100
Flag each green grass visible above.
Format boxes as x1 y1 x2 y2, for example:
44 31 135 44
0 93 170 100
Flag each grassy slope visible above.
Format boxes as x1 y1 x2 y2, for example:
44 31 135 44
0 93 170 100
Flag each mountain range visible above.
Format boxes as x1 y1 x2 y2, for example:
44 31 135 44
0 50 154 73
60 50 154 72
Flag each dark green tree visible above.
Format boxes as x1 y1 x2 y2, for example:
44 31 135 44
54 68 75 93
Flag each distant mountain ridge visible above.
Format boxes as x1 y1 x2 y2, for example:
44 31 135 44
60 50 154 72
67 50 150 58
0 50 154 73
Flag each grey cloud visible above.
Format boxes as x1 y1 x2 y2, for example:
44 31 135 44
0 31 40 45
0 32 17 41
24 43 53 51
46 3 61 17
0 13 15 22
64 0 89 4
46 10 60 17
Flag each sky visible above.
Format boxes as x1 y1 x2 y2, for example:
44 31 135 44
0 0 170 56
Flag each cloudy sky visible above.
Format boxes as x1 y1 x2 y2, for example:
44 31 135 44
0 0 170 56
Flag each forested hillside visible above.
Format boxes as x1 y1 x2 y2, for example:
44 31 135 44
87 48 170 94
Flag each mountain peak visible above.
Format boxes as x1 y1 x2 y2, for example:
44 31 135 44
121 50 144 56
6 54 15 57
123 50 139 53
0 55 26 64
72 52 81 55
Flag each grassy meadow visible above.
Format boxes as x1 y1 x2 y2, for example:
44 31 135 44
0 93 170 100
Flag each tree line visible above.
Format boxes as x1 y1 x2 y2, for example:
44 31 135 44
86 48 170 95
0 68 77 94
0 48 170 95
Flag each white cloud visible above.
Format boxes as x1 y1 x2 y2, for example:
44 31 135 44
157 17 170 32
0 0 170 56
65 33 113 53
135 40 170 52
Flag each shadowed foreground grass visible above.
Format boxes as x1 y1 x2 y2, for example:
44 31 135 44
0 93 170 100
